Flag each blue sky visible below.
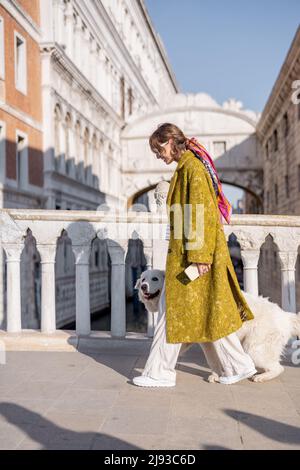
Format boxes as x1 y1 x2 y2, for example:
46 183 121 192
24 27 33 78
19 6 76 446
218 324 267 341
145 0 299 113
144 0 299 207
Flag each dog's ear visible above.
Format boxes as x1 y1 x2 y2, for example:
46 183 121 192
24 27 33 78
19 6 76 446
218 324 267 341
134 278 141 290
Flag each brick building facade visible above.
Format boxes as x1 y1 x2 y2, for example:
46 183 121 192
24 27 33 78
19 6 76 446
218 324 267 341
0 0 43 209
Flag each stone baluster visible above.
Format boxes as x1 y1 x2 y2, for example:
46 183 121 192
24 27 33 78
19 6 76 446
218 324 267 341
229 228 266 296
3 244 23 333
278 250 298 312
107 241 127 338
240 249 260 296
72 244 91 335
37 245 57 333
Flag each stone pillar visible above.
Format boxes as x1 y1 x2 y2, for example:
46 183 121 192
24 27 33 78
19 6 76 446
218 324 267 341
72 245 91 335
107 243 126 338
41 52 55 173
65 1 74 58
240 249 260 296
90 38 97 88
278 251 298 312
37 245 57 333
74 15 82 69
83 27 90 79
98 47 106 97
3 244 23 333
55 0 65 46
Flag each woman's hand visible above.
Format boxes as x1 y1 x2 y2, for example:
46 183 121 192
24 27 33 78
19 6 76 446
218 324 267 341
195 263 211 276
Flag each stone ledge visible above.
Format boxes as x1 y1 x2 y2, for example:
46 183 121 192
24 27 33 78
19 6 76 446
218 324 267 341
0 330 153 353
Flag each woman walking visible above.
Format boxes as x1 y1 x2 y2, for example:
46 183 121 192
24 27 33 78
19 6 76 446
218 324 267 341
133 123 257 387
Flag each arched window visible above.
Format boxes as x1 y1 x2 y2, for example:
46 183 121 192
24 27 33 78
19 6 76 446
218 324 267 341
273 129 278 152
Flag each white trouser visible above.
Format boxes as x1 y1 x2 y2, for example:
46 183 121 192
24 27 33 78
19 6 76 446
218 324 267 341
142 278 256 382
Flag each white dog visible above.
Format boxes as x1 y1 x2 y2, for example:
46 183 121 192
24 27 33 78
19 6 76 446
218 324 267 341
134 269 300 383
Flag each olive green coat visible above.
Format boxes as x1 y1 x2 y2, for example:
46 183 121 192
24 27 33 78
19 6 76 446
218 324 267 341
165 149 254 343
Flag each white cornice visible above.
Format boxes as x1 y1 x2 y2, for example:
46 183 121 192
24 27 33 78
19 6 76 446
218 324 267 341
1 0 41 42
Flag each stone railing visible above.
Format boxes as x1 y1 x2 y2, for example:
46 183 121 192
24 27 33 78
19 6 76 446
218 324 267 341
0 208 300 339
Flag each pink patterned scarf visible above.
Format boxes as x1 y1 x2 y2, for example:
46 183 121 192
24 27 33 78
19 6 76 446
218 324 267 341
186 137 232 224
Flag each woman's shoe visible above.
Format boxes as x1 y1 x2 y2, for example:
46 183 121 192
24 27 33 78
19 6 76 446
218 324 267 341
219 368 257 385
132 375 176 387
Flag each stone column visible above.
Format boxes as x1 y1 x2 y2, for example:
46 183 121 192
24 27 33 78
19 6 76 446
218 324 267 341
37 245 57 333
98 47 106 97
3 244 23 333
72 245 91 335
107 242 126 338
240 249 260 296
278 251 298 312
83 27 90 79
74 15 82 69
65 0 74 58
54 0 65 46
90 38 97 88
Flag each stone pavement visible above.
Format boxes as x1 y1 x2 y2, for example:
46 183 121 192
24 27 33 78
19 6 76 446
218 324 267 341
0 343 299 450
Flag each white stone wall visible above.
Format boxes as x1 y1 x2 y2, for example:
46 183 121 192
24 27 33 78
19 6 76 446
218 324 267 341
121 93 262 208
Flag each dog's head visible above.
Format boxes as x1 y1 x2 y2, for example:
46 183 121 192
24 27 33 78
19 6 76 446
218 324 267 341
134 269 165 312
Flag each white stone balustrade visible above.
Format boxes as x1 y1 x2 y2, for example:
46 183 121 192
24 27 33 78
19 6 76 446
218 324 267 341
0 208 300 339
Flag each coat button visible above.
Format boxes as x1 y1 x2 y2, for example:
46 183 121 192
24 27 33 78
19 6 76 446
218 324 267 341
168 248 172 253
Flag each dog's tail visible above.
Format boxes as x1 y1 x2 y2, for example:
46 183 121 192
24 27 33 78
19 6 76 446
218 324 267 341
292 312 300 337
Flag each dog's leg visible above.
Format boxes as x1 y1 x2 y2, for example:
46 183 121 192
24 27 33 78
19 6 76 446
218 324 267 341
251 364 284 383
208 372 220 383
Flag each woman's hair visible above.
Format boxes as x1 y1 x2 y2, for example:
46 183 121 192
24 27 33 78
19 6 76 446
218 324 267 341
149 123 188 160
